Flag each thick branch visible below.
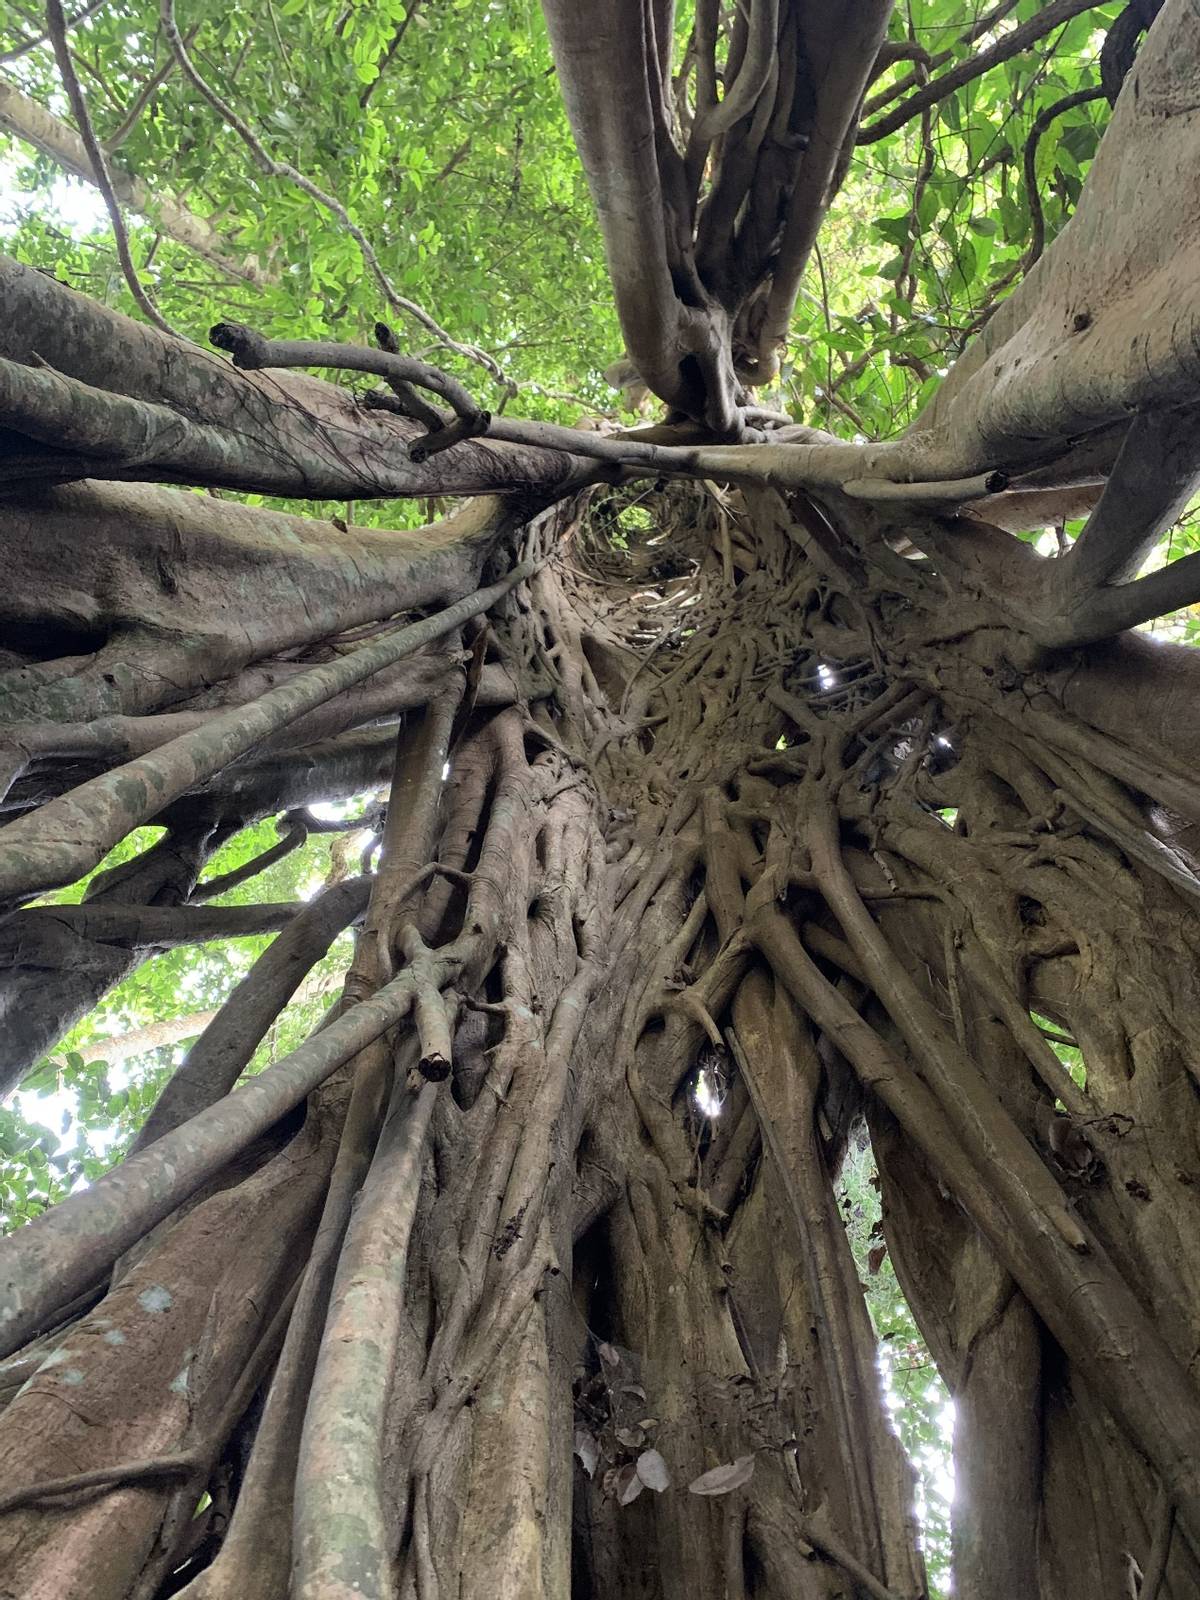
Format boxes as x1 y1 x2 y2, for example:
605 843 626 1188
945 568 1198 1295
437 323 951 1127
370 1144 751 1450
540 0 742 431
0 964 429 1356
755 3 893 369
0 256 592 499
1062 408 1200 590
752 900 1200 1546
907 3 1200 474
291 1077 439 1597
0 899 301 950
0 480 502 731
0 558 536 902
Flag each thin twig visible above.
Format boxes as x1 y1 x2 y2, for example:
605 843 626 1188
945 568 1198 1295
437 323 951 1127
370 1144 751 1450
358 0 420 109
104 28 194 153
44 0 181 337
188 814 309 902
858 0 1104 144
0 0 107 63
159 0 503 384
1023 86 1105 267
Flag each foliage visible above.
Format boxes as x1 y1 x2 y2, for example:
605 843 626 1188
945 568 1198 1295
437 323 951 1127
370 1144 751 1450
2 0 620 423
790 3 1119 439
2 0 1126 455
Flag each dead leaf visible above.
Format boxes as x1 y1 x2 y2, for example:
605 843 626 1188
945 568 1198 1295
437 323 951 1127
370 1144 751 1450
598 1341 621 1368
620 1383 647 1401
687 1455 756 1496
637 1448 671 1492
867 1243 888 1274
573 1429 599 1479
615 1425 645 1449
617 1462 644 1505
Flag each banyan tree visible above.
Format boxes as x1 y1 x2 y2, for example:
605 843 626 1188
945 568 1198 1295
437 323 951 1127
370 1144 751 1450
1 0 1199 1595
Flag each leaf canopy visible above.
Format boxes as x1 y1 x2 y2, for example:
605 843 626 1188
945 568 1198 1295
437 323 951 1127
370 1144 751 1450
1 0 1129 445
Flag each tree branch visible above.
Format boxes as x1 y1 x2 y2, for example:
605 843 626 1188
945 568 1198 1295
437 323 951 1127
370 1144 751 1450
0 0 107 64
0 558 538 903
210 323 485 424
1139 1487 1176 1600
692 0 779 142
1061 408 1200 591
0 959 434 1356
857 0 1105 144
130 875 371 1152
44 0 180 337
541 0 744 432
103 29 195 153
1022 86 1106 267
357 0 420 108
187 814 308 902
0 269 592 498
1044 548 1200 646
753 2 893 372
3 900 302 947
861 0 1023 116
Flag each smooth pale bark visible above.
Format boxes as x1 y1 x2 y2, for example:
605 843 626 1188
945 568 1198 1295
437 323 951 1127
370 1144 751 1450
0 482 506 730
910 3 1200 464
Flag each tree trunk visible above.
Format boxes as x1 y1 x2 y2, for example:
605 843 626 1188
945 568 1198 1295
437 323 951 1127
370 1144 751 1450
3 10 1200 1589
2 440 1199 1597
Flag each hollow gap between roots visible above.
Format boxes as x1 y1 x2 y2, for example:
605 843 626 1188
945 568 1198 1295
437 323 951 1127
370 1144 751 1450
836 1125 954 1596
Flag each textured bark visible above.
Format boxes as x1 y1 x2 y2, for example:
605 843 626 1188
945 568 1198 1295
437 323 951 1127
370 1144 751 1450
0 257 595 500
3 443 1200 1600
3 6 1200 1597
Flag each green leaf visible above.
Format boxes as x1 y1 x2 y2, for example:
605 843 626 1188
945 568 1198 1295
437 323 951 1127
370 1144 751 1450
874 215 912 249
949 238 978 293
